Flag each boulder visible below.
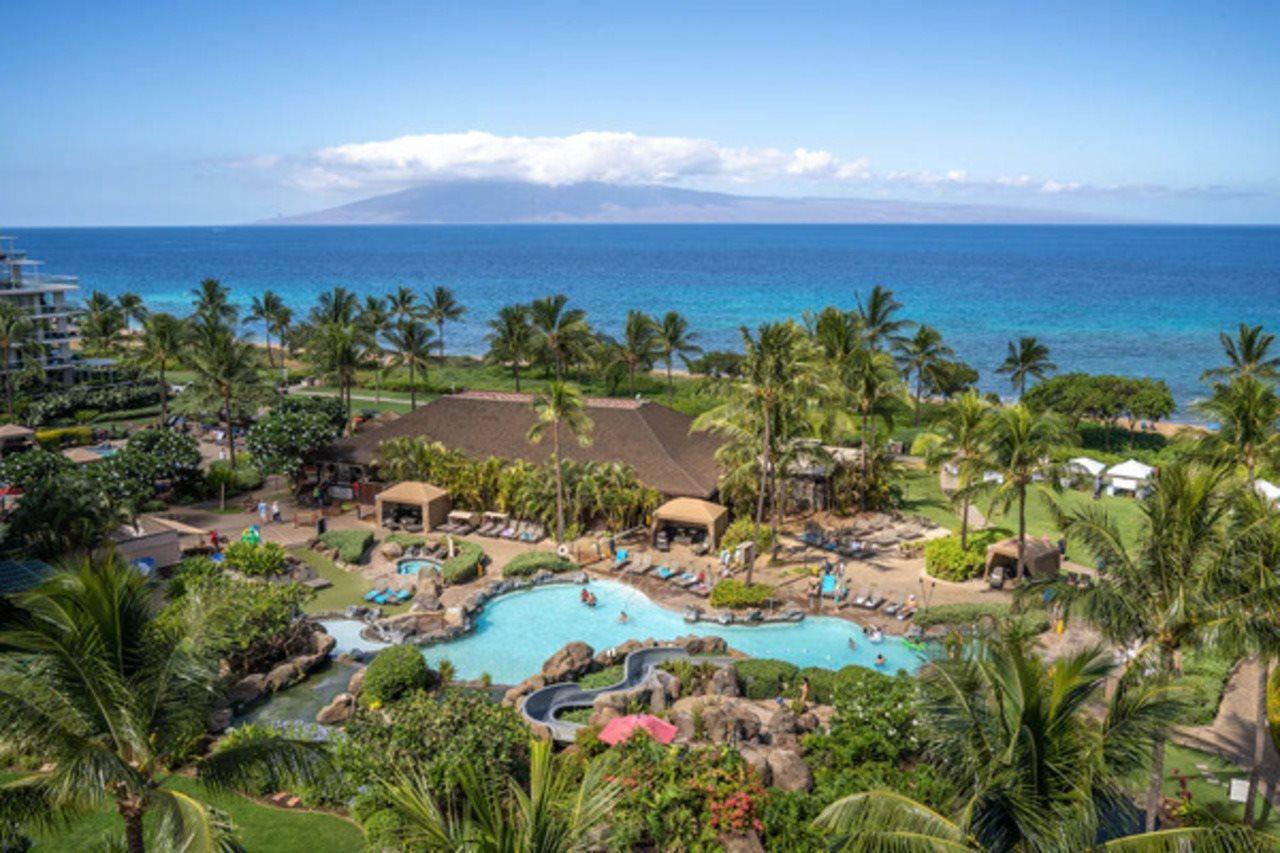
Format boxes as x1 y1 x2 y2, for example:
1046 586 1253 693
711 664 740 697
411 594 442 612
311 630 337 657
719 831 766 853
208 707 233 733
347 667 366 696
380 541 404 559
264 660 304 692
737 745 772 785
316 693 355 725
796 712 820 733
671 711 696 742
765 749 812 792
227 673 266 707
702 705 730 743
541 641 595 683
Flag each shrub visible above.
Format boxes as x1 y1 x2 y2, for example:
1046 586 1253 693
912 601 1049 634
385 532 429 548
502 550 576 577
34 426 93 449
923 529 1007 582
439 540 485 585
223 540 288 577
708 578 774 609
318 529 374 563
578 664 624 690
207 459 263 494
26 380 161 426
362 645 435 707
735 658 799 700
719 517 775 556
0 448 73 489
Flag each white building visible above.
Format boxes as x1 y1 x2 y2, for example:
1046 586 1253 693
0 237 80 384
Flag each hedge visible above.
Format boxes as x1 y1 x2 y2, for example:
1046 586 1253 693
502 550 577 577
736 658 800 700
709 579 774 609
923 529 1007 582
913 602 1049 634
224 540 288 577
27 380 161 426
34 426 94 449
579 664 625 690
720 517 776 555
362 645 435 707
440 541 485 585
318 529 375 563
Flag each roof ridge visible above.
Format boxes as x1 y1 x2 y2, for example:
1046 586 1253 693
635 404 705 495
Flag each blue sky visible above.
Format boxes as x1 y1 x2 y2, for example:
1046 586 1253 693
4 1 1278 225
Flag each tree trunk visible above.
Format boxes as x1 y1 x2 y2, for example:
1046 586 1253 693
750 412 771 586
437 321 445 359
1145 645 1176 831
158 364 168 427
512 363 521 392
553 422 565 543
265 332 273 369
1245 655 1271 825
666 358 674 401
3 344 11 420
121 805 145 853
223 390 237 468
960 490 971 550
1016 484 1026 577
859 410 870 513
913 375 922 426
409 360 417 410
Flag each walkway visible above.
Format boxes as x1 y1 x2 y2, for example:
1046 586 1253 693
937 470 988 530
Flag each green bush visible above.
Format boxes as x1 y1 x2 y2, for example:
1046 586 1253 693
223 540 288 577
439 540 485 585
207 459 263 493
502 550 576 577
26 380 161 426
362 645 435 707
923 529 1006 582
385 532 430 547
318 529 375 563
1179 648 1238 725
912 602 1049 634
578 665 624 690
34 426 93 449
736 658 800 700
720 517 775 556
708 578 774 609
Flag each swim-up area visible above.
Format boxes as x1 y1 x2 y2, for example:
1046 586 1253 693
324 578 924 684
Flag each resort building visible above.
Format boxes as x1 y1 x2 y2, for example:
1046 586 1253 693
0 237 80 384
317 390 723 500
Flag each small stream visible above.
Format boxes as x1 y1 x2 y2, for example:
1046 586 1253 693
237 659 361 729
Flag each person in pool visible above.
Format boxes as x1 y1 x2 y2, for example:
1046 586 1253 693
875 653 886 667
618 611 629 623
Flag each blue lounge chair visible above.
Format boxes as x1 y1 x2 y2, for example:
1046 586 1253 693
363 588 380 602
820 575 837 598
394 588 412 602
656 566 675 580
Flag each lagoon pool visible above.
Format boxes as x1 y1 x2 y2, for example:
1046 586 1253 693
324 579 924 684
397 558 440 575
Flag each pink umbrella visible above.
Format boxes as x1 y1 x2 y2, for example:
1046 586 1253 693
598 713 678 746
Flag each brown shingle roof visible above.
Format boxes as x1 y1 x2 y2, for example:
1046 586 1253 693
321 391 722 498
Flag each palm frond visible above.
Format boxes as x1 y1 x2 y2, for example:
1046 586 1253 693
815 790 976 851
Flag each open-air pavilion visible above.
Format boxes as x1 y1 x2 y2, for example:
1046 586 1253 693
374 481 451 532
1105 459 1156 497
651 497 729 549
985 537 1062 582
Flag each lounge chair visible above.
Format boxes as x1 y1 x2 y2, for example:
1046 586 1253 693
898 604 916 621
363 588 380 602
613 549 631 571
852 587 870 607
394 588 413 603
883 597 902 617
655 566 675 581
820 575 838 598
676 572 699 588
863 590 885 610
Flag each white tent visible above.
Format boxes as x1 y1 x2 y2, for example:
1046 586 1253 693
1066 457 1107 478
982 471 1005 484
1256 479 1280 506
1105 459 1155 496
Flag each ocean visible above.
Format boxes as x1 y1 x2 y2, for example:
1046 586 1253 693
8 224 1280 410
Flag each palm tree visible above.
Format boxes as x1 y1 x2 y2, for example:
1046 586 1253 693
307 319 372 421
128 312 186 426
309 286 358 327
388 285 423 324
191 278 237 327
530 294 589 380
424 285 465 360
1040 462 1233 832
245 290 287 367
970 404 1072 578
485 304 535 391
116 291 147 332
183 323 269 466
855 285 913 351
80 290 126 356
1203 323 1280 381
655 311 701 401
385 320 436 410
1193 375 1280 483
360 296 392 403
0 552 324 853
615 310 660 395
844 347 904 510
378 738 620 852
894 324 954 425
0 302 35 419
528 381 593 543
996 336 1056 398
916 391 990 549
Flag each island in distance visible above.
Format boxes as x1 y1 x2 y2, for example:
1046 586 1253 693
263 179 1119 225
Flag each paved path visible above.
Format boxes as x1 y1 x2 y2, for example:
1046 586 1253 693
937 470 988 529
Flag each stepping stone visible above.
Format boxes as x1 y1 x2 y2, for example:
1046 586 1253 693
1195 763 1210 771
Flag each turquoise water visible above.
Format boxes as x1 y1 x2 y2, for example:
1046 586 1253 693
10 225 1280 409
397 558 439 575
324 579 923 684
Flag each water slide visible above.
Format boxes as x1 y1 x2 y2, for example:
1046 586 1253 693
521 646 692 742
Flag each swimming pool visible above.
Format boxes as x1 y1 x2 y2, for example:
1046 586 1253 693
397 558 441 575
323 578 924 684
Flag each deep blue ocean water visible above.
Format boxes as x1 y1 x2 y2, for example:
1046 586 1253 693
9 225 1280 409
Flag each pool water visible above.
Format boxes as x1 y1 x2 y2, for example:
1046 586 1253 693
397 558 440 575
324 579 924 684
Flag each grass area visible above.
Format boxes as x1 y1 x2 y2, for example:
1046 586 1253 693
1162 744 1278 828
0 772 364 852
290 546 408 615
1179 649 1239 726
579 664 625 690
899 467 1145 564
555 707 594 724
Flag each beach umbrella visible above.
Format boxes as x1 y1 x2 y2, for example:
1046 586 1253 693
598 713 678 746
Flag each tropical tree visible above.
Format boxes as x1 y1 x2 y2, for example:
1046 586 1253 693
377 738 620 852
0 552 325 853
307 318 372 421
655 310 701 401
614 310 660 395
116 291 148 331
0 301 35 419
894 324 954 424
388 285 423 325
424 285 465 359
528 381 593 543
308 286 359 327
128 311 186 426
360 295 392 403
246 289 287 367
1203 323 1280 381
385 320 436 410
182 323 269 466
917 391 990 549
969 403 1073 577
1037 462 1234 832
1193 375 1280 483
856 284 913 351
530 294 590 380
192 278 237 327
996 336 1056 398
843 346 905 509
79 290 126 356
485 304 535 391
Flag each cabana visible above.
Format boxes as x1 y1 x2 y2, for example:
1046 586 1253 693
1066 457 1106 478
62 446 106 465
1256 479 1280 507
984 537 1061 582
0 424 34 457
374 481 451 532
1105 459 1155 497
652 497 729 549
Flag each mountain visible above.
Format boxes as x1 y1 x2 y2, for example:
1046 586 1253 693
264 180 1116 225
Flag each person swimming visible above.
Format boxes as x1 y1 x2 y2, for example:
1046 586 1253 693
618 611 629 623
847 637 857 651
875 653 886 667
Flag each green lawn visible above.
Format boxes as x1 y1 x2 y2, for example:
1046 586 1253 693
900 467 1146 564
1162 744 1278 828
0 773 364 852
290 546 410 615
